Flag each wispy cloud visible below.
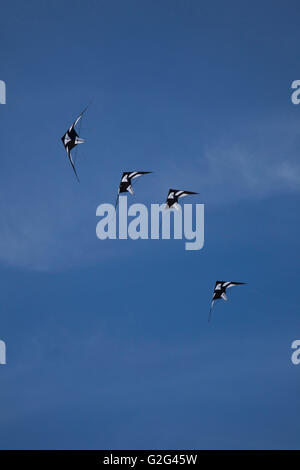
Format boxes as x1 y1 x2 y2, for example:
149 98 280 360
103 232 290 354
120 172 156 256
162 117 300 204
199 143 300 202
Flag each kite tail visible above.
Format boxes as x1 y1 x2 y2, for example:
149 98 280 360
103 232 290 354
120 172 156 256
115 193 120 211
208 305 213 322
71 162 80 183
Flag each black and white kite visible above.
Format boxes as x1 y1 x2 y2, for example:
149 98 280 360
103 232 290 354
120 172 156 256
115 172 152 209
61 106 88 182
165 189 198 209
209 281 246 321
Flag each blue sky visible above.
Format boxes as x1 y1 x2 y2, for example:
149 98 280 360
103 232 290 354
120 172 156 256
0 0 299 449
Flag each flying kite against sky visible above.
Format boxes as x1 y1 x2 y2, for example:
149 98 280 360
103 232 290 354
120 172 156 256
165 189 198 210
209 281 246 322
61 106 88 182
115 171 152 209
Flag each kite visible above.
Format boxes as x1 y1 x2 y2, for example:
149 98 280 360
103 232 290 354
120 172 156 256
209 281 246 322
61 106 88 182
165 189 198 210
115 171 152 209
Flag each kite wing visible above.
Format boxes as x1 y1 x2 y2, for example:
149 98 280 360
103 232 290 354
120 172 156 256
165 189 198 209
115 171 152 209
